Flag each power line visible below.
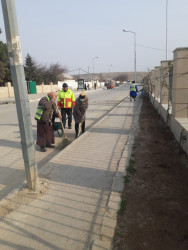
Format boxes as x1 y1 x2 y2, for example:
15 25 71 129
136 44 172 52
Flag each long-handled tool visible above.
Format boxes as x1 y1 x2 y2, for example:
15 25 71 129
78 123 82 137
57 109 68 140
59 117 67 139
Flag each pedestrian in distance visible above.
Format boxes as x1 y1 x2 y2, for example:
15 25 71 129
130 81 138 101
35 92 61 152
84 83 87 90
57 83 75 129
94 82 97 90
73 91 88 138
87 83 90 90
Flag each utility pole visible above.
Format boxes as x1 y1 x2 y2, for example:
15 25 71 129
1 0 39 191
79 68 80 79
166 0 168 60
123 30 137 82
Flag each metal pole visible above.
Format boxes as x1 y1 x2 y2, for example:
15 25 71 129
123 30 137 82
109 65 112 79
134 32 137 83
92 58 95 74
1 0 39 191
92 56 99 74
166 0 168 60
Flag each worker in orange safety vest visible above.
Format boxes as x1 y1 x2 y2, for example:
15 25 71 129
57 83 75 129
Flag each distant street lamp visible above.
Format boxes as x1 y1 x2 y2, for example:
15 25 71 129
166 0 168 60
123 29 137 82
92 56 99 74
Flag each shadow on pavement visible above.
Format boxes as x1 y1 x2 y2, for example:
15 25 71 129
40 163 113 191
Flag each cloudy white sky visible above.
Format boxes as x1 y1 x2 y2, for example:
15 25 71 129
0 0 188 75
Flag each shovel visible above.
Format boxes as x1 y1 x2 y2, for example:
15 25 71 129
59 118 68 139
57 109 68 140
78 123 82 137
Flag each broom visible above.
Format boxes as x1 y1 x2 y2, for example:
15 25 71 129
57 109 69 142
78 123 82 137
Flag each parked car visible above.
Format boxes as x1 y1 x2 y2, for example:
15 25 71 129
106 83 114 89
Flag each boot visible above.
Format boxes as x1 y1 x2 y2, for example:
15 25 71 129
41 145 46 152
46 144 55 148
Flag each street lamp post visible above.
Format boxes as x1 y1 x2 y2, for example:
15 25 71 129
123 29 137 83
92 56 99 74
166 0 168 60
109 64 112 79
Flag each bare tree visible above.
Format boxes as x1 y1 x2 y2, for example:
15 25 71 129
115 74 128 82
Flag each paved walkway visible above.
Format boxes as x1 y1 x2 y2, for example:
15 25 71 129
0 95 142 250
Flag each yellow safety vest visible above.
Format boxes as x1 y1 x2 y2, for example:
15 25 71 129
35 96 50 120
57 89 75 108
130 84 136 91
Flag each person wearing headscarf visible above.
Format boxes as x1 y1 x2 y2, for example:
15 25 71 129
73 91 88 138
35 92 61 152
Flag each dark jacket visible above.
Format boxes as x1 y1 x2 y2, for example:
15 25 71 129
73 96 88 123
38 96 58 124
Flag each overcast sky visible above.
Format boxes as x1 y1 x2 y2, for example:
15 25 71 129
0 0 188 75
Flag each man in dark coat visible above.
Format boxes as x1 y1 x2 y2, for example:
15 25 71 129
57 83 75 129
73 91 88 138
35 92 61 152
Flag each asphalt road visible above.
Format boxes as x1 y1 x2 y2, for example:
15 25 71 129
0 84 130 200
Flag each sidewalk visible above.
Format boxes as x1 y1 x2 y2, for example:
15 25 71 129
0 96 142 250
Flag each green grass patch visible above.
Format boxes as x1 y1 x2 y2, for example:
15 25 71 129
119 222 126 229
119 198 127 215
123 175 130 183
132 140 141 150
129 158 135 165
126 158 136 174
132 144 137 150
127 165 136 174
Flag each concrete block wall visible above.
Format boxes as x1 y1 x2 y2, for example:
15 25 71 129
0 82 14 98
149 94 188 156
172 48 188 118
150 70 155 95
154 66 161 100
148 47 188 156
0 86 9 98
0 80 105 99
160 60 173 105
0 82 59 98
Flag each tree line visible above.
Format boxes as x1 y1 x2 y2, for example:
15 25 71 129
0 28 66 86
1 28 130 86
